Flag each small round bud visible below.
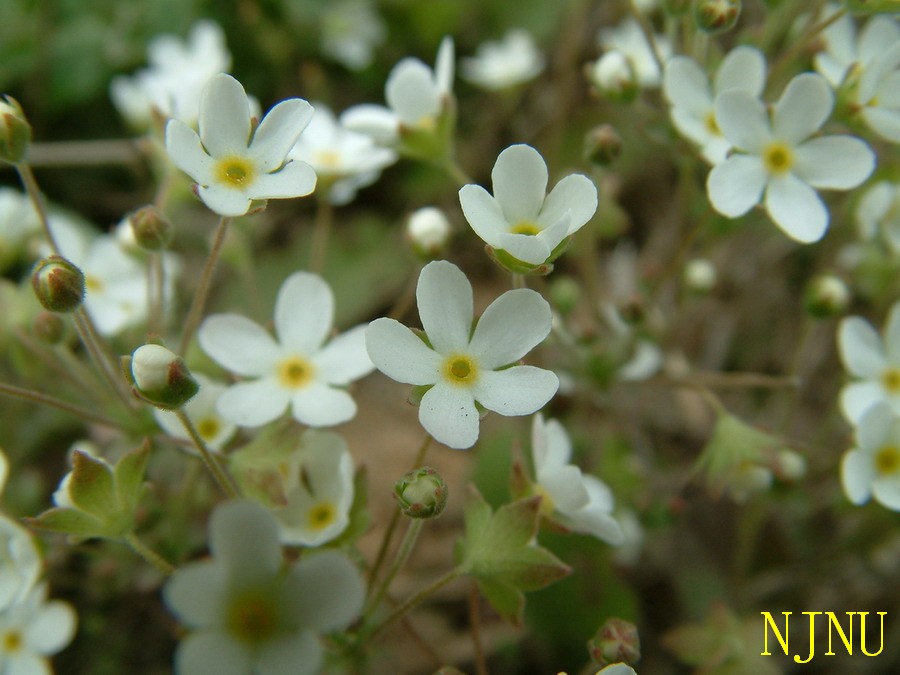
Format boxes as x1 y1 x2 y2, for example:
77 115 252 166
31 256 85 313
585 124 623 166
774 449 806 482
683 258 717 294
693 0 741 34
803 274 850 318
588 617 641 667
587 52 639 102
127 343 199 410
549 276 581 316
406 207 451 259
393 466 448 519
128 205 173 251
32 312 65 345
0 96 31 165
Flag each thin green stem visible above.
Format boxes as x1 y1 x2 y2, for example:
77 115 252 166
73 309 136 410
365 519 424 615
0 382 123 429
366 568 462 644
174 410 238 499
442 157 473 187
179 216 231 354
511 273 526 290
124 532 176 576
309 197 334 275
628 0 665 77
147 252 165 336
16 163 59 254
767 2 843 92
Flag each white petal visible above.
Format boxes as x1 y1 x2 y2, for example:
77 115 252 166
176 631 253 675
885 302 900 363
340 104 399 144
5 653 51 675
715 46 766 96
840 381 885 424
256 631 321 675
540 465 590 514
772 73 832 144
285 551 364 631
715 90 770 153
793 136 875 189
250 98 314 171
290 382 357 427
23 601 76 655
856 403 895 452
468 289 552 369
859 16 900 64
196 183 253 217
764 173 828 243
471 366 558 416
163 562 227 628
706 155 767 217
275 272 333 354
199 74 252 157
247 160 317 200
419 383 480 449
211 501 283 584
538 174 598 235
386 59 440 125
841 449 874 505
199 314 281 376
562 506 625 545
313 325 375 385
166 120 214 185
435 36 455 95
872 477 900 511
365 318 442 385
416 260 474 354
861 106 900 144
532 415 573 472
838 316 887 378
672 107 714 148
458 185 508 248
491 144 548 224
217 379 290 427
663 57 711 113
494 229 553 265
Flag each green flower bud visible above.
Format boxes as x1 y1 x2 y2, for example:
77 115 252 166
585 124 623 166
803 273 850 319
394 466 448 519
589 617 641 667
32 311 65 345
693 0 741 34
31 256 85 313
126 343 199 410
549 276 581 316
0 96 31 165
406 207 451 260
128 205 173 251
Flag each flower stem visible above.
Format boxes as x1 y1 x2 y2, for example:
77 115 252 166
309 197 334 274
366 568 462 643
511 273 526 290
442 157 473 187
174 410 238 499
16 163 59 254
366 518 424 615
179 215 231 354
147 251 166 336
72 309 136 410
0 381 122 429
124 532 176 576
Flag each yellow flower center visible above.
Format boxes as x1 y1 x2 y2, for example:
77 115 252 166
307 502 337 531
196 417 221 441
442 354 479 386
214 156 257 189
227 592 278 644
704 110 720 135
875 445 900 476
2 631 21 653
278 356 315 389
882 368 900 393
510 221 541 236
314 149 343 170
763 142 794 175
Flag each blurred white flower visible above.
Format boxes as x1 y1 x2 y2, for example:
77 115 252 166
164 501 364 675
199 271 374 428
814 8 899 88
154 374 237 452
0 582 76 673
0 188 38 270
0 516 40 614
587 51 639 101
461 30 545 90
707 72 875 243
857 181 900 253
366 260 558 449
289 103 396 205
166 73 316 217
842 403 900 510
663 46 767 164
598 18 671 88
320 0 386 70
111 20 231 128
406 206 452 258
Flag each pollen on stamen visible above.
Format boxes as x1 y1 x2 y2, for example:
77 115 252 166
443 354 479 385
278 356 315 389
308 502 337 530
215 156 257 189
510 221 541 236
875 445 900 476
882 368 900 393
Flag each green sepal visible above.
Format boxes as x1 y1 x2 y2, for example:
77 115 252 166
67 451 117 516
25 508 108 543
114 441 151 516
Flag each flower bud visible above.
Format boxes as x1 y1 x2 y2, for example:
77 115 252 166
406 207 451 259
587 52 639 102
0 96 31 164
393 466 448 519
33 311 65 345
693 0 741 34
126 344 198 409
585 124 623 166
803 274 850 318
683 258 717 294
588 617 641 667
31 256 85 313
128 205 174 251
549 276 581 316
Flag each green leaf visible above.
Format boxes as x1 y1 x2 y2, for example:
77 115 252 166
477 577 525 626
26 507 114 541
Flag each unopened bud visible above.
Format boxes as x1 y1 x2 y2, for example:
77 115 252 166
617 295 646 325
549 276 581 316
31 256 85 313
33 311 65 344
683 258 717 294
693 0 741 34
804 273 850 318
0 96 31 164
126 343 198 409
585 124 623 166
129 206 173 251
406 207 451 259
587 52 639 102
589 617 641 667
394 466 448 519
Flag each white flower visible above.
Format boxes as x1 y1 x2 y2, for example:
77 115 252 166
0 515 40 614
288 103 396 205
0 582 76 673
530 414 624 545
458 144 598 266
842 403 900 510
365 260 559 449
838 301 900 424
460 30 545 90
707 72 875 243
199 271 374 428
406 206 452 257
111 20 231 128
320 0 386 71
342 37 454 144
587 51 638 100
597 18 671 88
854 39 900 144
166 73 316 217
163 501 364 675
154 374 237 452
814 9 899 88
663 46 767 164
857 181 900 253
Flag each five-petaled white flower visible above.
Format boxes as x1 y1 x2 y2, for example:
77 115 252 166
707 72 875 243
814 8 899 89
0 582 77 674
166 73 317 217
199 271 374 428
365 260 559 449
458 144 598 266
837 300 900 424
663 46 767 164
529 414 624 545
164 500 364 675
842 403 900 511
460 30 545 91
